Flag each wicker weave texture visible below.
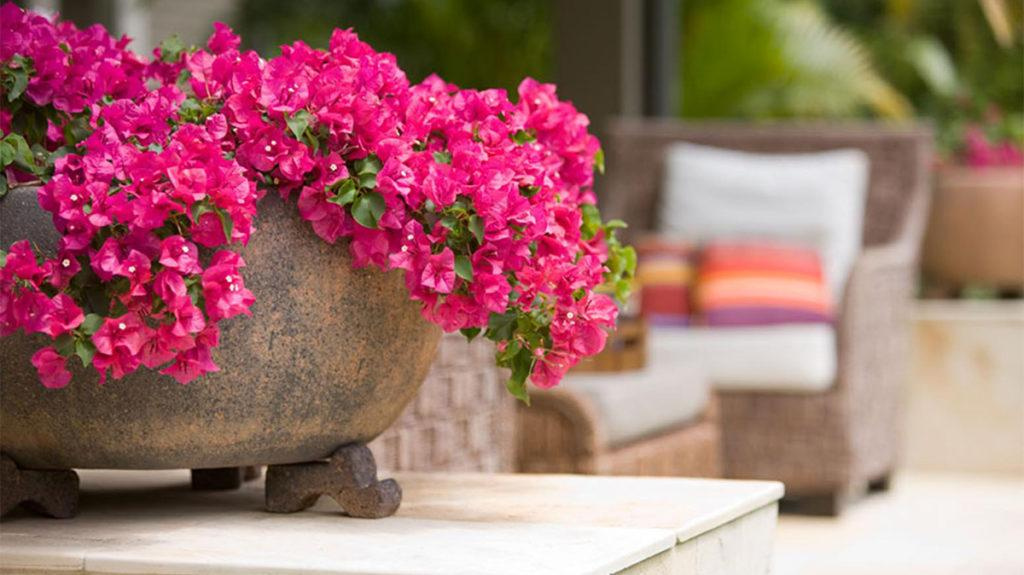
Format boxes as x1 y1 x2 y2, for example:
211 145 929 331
517 389 721 478
602 120 933 498
370 333 516 473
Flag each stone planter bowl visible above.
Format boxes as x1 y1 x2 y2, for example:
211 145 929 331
0 188 442 471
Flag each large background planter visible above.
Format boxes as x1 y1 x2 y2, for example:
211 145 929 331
922 166 1024 294
0 188 441 471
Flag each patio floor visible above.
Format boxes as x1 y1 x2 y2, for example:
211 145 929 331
773 470 1024 575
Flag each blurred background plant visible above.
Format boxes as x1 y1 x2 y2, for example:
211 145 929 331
675 0 1022 161
237 0 549 93
822 0 1023 163
677 0 913 119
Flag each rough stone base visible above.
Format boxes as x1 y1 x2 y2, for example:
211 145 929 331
265 444 401 518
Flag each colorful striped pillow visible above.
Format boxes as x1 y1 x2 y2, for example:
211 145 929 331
636 238 694 326
694 242 833 326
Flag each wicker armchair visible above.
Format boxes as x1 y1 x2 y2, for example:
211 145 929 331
370 334 516 473
517 390 721 478
602 119 932 513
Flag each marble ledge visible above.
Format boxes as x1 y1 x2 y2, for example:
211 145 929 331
0 470 783 575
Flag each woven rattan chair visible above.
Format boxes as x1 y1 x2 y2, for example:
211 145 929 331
602 119 932 514
370 334 516 472
517 390 722 477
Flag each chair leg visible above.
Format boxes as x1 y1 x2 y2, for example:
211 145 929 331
868 472 893 493
779 491 847 517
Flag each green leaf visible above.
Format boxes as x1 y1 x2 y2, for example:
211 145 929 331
0 141 14 167
580 203 601 240
285 110 311 140
614 278 631 302
187 280 203 306
486 310 518 341
160 36 185 63
439 214 458 230
5 133 35 172
621 245 637 277
75 339 96 367
511 129 536 145
505 373 530 404
0 174 7 199
352 191 386 229
605 219 628 230
506 347 535 404
62 114 91 146
593 148 605 175
80 313 103 335
432 150 452 164
359 172 377 190
454 254 474 282
55 333 76 357
8 68 28 102
460 327 481 341
354 154 382 176
216 207 234 243
327 179 358 206
468 215 484 244
519 185 540 198
191 200 214 221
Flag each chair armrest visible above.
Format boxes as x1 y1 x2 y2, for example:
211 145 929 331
515 389 607 473
837 239 917 387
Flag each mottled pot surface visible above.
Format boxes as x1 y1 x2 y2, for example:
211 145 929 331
0 189 441 470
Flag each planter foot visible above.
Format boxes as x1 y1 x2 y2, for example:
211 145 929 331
191 466 262 491
0 453 79 519
265 444 400 518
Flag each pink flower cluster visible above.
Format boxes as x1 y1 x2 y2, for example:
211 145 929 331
1 4 632 397
961 126 1024 168
0 2 148 140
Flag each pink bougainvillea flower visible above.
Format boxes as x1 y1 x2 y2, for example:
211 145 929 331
43 252 82 290
161 325 220 384
90 237 124 282
158 236 202 275
92 314 149 357
39 293 84 338
153 269 190 310
31 347 72 389
201 251 254 321
420 248 456 294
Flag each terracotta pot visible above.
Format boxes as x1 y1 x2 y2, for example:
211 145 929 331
0 188 441 470
922 166 1024 291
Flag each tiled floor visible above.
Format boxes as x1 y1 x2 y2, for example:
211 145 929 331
773 471 1024 575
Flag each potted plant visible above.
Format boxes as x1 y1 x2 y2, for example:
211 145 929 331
923 101 1024 296
0 4 634 518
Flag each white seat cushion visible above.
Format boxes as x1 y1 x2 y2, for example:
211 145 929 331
562 335 711 448
658 142 868 299
650 325 837 393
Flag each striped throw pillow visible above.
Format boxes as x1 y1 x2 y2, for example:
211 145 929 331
694 242 833 326
636 238 694 326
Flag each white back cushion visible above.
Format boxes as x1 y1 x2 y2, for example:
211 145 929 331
659 142 869 298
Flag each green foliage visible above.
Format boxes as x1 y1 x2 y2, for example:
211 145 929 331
822 0 1023 155
237 0 551 92
679 0 911 119
351 191 386 229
